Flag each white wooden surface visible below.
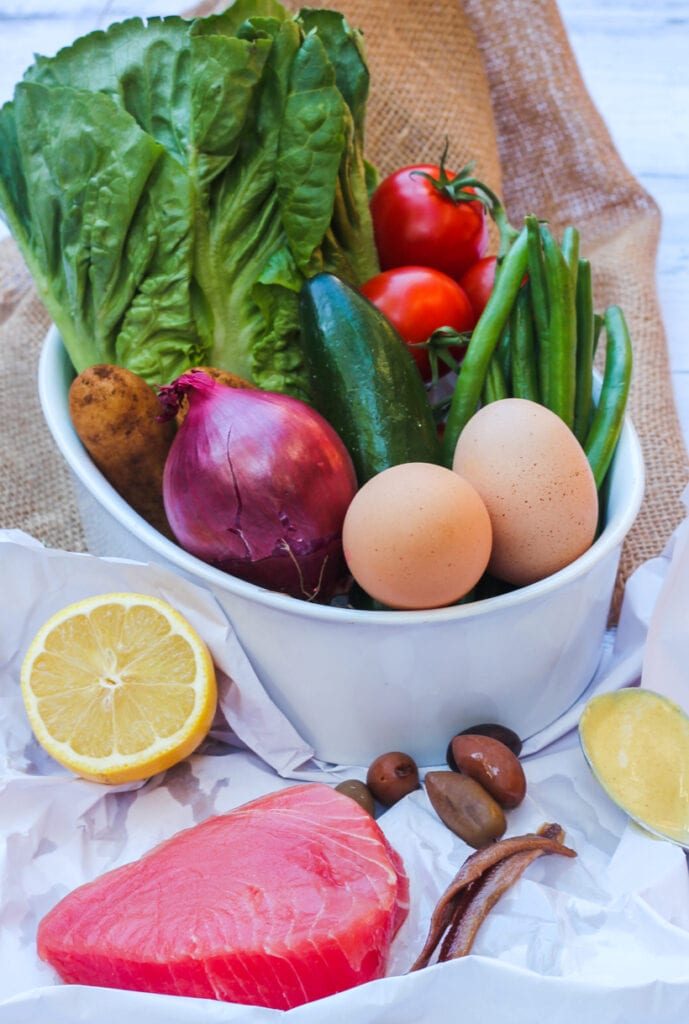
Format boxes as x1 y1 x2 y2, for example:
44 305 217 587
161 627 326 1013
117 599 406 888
1 0 688 444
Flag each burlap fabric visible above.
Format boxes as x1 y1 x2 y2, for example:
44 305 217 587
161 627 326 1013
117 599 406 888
1 0 686 614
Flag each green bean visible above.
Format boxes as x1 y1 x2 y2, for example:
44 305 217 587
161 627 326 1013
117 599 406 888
561 226 580 292
483 355 508 404
584 305 633 488
442 226 529 464
540 224 577 428
510 284 539 402
497 322 512 385
525 215 550 404
593 313 604 357
573 258 594 443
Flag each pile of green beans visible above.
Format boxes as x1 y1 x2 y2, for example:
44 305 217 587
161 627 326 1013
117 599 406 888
441 216 633 491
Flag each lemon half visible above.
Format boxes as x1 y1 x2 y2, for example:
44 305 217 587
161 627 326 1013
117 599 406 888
21 593 217 784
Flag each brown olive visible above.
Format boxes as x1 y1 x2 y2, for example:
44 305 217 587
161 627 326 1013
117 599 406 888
446 723 522 769
451 734 526 809
335 779 376 817
366 751 420 806
425 771 506 848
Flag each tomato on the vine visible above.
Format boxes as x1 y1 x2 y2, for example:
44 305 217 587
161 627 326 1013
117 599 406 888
459 256 497 327
370 163 488 282
360 266 474 380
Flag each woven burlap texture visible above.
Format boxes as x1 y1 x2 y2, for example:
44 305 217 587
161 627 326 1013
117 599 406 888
1 0 686 611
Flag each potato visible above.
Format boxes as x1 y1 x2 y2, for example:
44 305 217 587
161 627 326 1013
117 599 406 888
175 366 254 426
69 365 175 538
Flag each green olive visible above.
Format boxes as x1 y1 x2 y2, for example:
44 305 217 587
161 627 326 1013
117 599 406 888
335 779 376 817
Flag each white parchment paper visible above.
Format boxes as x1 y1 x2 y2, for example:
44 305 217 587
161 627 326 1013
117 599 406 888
2 506 689 1023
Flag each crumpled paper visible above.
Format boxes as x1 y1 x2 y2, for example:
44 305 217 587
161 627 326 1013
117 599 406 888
1 498 689 1022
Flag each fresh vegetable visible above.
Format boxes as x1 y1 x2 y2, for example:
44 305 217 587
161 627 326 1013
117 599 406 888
299 273 441 482
69 365 174 537
509 284 539 403
540 224 577 428
424 772 507 849
573 259 595 442
0 4 379 393
175 365 253 425
458 256 497 327
410 824 575 969
342 463 492 609
525 214 550 398
441 226 529 464
450 735 526 809
360 266 473 379
370 161 488 281
158 371 357 601
366 752 420 807
584 305 633 487
21 593 217 784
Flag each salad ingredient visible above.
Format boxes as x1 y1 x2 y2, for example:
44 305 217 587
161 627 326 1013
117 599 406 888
584 305 633 487
450 723 523 761
20 593 216 784
579 689 689 846
452 398 598 585
509 284 539 403
458 256 497 327
335 779 376 817
366 752 420 806
370 162 488 281
69 365 174 536
441 226 529 465
342 463 492 609
410 823 576 971
360 266 473 379
425 772 506 849
0 5 379 392
37 784 409 1008
437 824 570 962
573 259 595 443
175 365 253 425
299 273 441 483
159 371 356 601
450 734 526 809
540 224 577 428
525 215 551 400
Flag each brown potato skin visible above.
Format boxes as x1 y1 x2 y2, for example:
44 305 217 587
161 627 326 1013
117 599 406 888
175 366 253 426
69 365 175 537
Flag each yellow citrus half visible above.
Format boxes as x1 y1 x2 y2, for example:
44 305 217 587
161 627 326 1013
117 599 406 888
20 593 217 784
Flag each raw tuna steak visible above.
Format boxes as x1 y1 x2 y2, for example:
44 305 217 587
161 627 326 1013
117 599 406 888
38 784 409 1009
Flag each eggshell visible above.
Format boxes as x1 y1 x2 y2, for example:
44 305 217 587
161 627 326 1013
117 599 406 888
452 398 598 586
342 462 492 610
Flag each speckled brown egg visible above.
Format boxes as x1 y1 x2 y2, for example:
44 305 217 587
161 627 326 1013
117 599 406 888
342 462 492 610
452 398 598 585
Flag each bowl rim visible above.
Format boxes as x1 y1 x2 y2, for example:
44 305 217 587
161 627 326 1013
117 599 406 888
39 325 645 626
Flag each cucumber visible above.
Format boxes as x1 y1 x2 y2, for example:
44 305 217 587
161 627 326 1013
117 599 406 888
299 273 441 483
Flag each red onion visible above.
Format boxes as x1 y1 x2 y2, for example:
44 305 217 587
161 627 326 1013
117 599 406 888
158 372 357 601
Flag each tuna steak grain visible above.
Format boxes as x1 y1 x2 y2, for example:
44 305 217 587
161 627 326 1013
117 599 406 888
37 784 409 1010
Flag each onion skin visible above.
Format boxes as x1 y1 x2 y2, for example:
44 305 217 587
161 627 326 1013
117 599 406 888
159 372 357 601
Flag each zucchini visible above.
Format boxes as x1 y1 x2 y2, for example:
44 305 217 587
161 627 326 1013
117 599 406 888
299 273 441 483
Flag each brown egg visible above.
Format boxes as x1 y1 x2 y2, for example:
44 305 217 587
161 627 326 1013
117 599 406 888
342 462 492 610
452 399 598 586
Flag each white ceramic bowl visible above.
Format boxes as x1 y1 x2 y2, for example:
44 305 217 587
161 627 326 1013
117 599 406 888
39 327 645 766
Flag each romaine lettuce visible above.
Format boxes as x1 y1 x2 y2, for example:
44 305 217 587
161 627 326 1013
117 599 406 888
0 2 379 395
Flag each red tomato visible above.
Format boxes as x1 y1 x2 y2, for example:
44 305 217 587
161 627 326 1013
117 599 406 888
360 266 474 380
459 256 497 328
370 164 488 282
